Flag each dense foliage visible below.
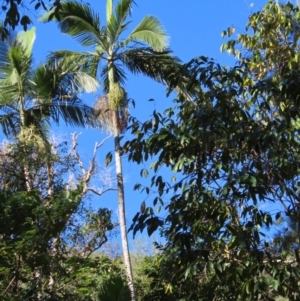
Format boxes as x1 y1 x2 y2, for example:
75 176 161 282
123 1 300 300
0 129 120 300
4 0 300 300
0 0 63 36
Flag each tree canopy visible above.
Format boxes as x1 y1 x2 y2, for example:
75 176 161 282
4 1 300 300
123 1 300 300
0 0 63 35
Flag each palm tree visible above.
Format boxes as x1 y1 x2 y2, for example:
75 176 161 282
0 26 99 192
41 1 186 299
0 26 99 138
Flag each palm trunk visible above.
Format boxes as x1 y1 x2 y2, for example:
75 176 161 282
112 110 136 301
107 53 136 300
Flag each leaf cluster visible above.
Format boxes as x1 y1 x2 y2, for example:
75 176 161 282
122 2 300 298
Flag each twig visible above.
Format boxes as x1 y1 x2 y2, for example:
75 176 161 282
82 187 117 197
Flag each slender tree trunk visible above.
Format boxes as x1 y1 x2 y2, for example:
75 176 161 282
112 110 136 301
47 156 54 197
46 152 56 293
107 53 135 300
23 165 33 191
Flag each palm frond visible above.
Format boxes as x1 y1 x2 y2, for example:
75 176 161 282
0 34 10 77
0 76 100 138
107 0 133 43
100 63 127 94
0 95 51 138
48 50 102 78
0 23 101 141
73 71 100 93
118 48 197 98
0 30 34 108
98 25 110 53
16 27 36 57
1 30 35 81
118 47 180 82
0 43 33 86
19 101 99 130
31 58 99 104
44 102 100 128
41 1 103 48
22 108 51 141
115 0 133 25
124 15 169 51
106 0 135 46
0 111 19 137
0 87 23 115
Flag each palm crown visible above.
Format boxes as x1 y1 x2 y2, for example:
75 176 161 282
0 27 99 140
42 0 184 99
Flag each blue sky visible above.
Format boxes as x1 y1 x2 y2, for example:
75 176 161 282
25 0 278 245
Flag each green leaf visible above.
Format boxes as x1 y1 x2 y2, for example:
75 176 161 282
249 176 257 187
273 279 279 291
215 263 222 273
105 152 113 165
140 168 149 178
41 1 102 47
140 201 146 213
133 183 141 190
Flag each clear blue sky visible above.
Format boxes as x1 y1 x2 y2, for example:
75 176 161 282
28 0 275 245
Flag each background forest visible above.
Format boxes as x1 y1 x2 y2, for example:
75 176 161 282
1 0 300 300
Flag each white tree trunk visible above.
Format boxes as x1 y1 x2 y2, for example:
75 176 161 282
112 110 136 301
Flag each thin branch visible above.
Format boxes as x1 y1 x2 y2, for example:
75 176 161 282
82 187 117 197
71 132 113 196
96 134 112 150
71 132 85 175
84 136 112 184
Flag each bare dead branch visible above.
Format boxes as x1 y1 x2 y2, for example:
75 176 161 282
71 132 113 197
71 132 85 175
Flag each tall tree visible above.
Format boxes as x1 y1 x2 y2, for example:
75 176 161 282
0 26 99 139
123 1 300 300
0 26 99 191
41 1 185 299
